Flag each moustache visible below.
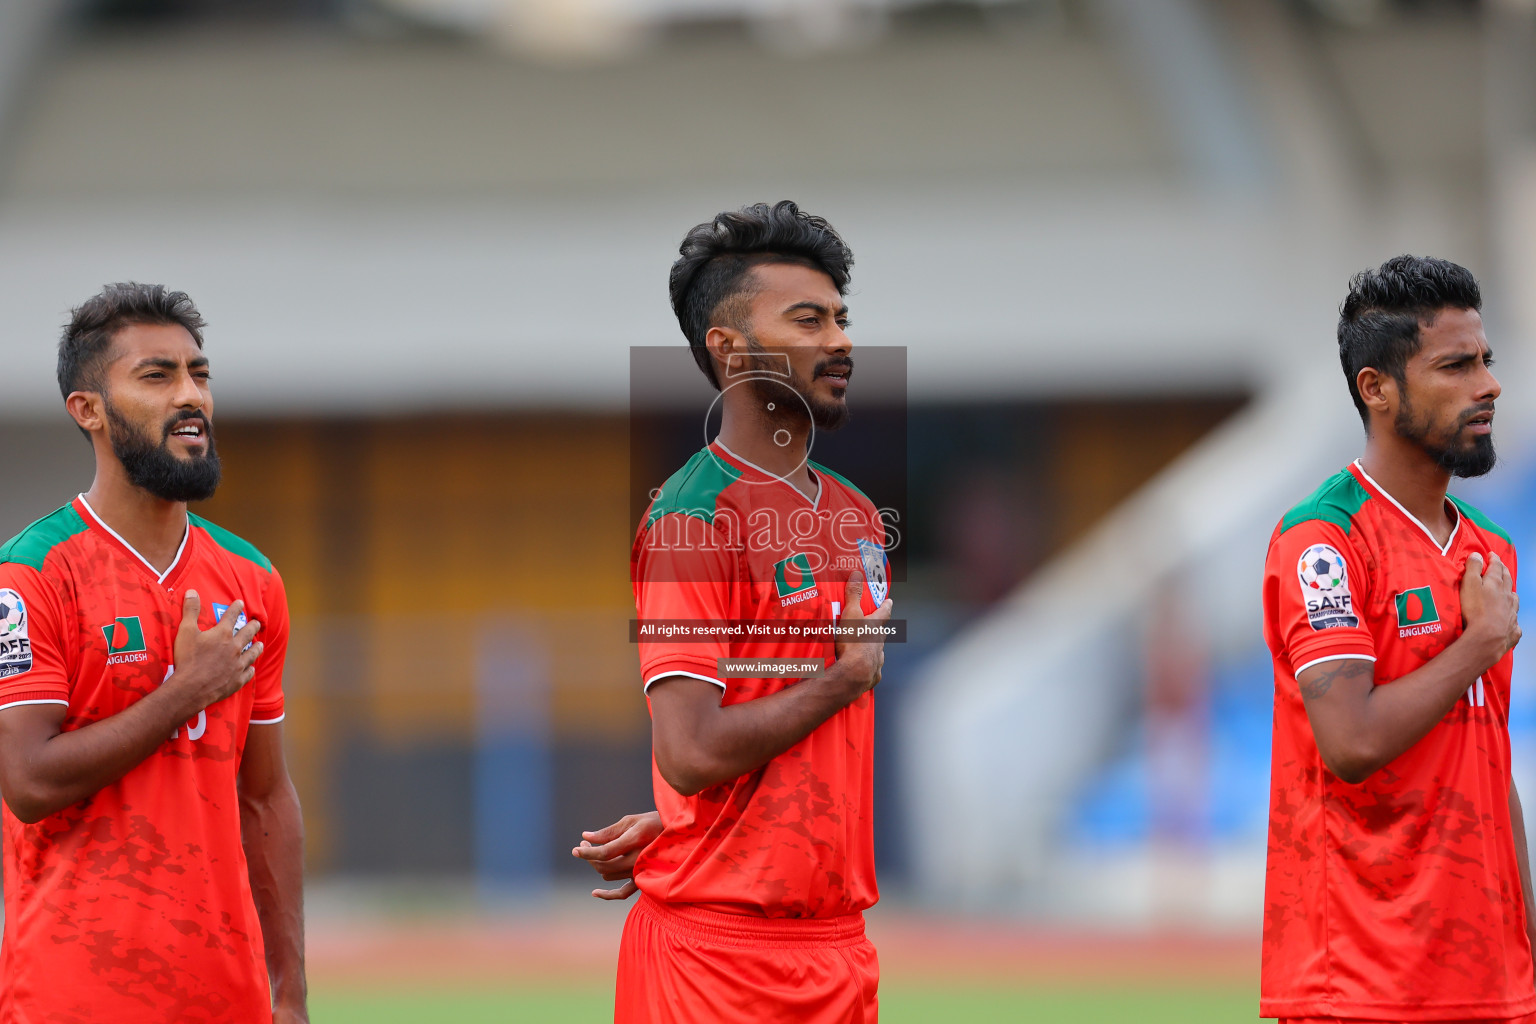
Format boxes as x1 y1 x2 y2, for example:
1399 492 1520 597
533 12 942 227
813 358 854 380
1458 403 1495 427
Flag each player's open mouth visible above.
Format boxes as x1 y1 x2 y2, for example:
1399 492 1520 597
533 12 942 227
169 422 207 443
820 367 852 391
1466 410 1494 434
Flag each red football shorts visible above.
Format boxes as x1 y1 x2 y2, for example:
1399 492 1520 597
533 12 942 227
1279 1016 1536 1023
614 893 879 1024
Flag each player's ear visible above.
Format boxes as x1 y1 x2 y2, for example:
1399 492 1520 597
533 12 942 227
705 326 741 382
1356 366 1395 417
65 391 106 434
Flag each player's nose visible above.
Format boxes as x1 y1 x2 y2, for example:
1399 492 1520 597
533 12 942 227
171 369 205 408
825 324 851 356
1480 366 1502 402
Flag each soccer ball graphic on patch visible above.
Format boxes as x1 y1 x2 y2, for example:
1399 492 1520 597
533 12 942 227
0 592 23 635
1298 544 1348 592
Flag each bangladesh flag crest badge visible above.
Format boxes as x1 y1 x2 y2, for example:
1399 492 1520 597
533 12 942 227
1395 586 1440 629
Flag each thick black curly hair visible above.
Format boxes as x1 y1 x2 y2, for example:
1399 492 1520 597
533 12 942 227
1338 255 1481 424
669 201 854 389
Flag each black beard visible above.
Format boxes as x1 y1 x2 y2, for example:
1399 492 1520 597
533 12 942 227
104 399 222 502
742 339 851 432
798 356 851 431
1395 398 1497 479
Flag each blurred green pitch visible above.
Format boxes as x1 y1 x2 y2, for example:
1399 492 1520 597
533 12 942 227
311 982 1261 1022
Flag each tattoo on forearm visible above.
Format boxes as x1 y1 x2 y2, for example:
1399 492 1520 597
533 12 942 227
1300 659 1373 701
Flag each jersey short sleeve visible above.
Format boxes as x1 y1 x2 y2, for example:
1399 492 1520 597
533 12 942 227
0 564 70 709
635 512 736 693
1267 519 1376 676
249 567 288 724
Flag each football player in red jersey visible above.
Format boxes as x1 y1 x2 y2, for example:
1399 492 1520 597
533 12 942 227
575 202 893 1023
1261 256 1533 1023
0 284 306 1023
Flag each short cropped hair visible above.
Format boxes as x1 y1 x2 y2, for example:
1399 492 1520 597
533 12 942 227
58 282 206 399
1338 256 1481 424
669 201 854 389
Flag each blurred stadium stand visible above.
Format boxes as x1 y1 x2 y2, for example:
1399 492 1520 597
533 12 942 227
0 0 1532 927
899 0 1536 926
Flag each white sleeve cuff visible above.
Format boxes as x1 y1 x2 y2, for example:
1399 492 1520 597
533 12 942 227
248 713 286 725
1293 653 1376 676
643 670 726 694
0 698 68 711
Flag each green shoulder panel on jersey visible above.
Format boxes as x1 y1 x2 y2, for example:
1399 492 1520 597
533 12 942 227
0 504 89 571
1448 495 1513 545
1279 468 1372 536
808 460 873 505
189 513 274 572
645 448 742 529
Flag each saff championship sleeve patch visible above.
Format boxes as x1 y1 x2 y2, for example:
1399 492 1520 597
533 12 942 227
1297 543 1360 630
0 588 33 679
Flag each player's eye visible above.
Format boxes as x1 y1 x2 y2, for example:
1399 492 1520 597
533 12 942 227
837 318 852 329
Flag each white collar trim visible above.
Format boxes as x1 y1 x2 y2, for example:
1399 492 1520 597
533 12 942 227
1352 460 1460 557
77 494 189 584
713 440 821 509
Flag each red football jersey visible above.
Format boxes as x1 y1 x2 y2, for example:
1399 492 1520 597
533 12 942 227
1261 462 1536 1020
0 495 287 1024
631 441 887 919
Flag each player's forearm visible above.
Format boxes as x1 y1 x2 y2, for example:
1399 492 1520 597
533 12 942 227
657 663 866 796
1322 634 1497 783
241 778 307 1013
2 687 201 823
1510 785 1536 951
